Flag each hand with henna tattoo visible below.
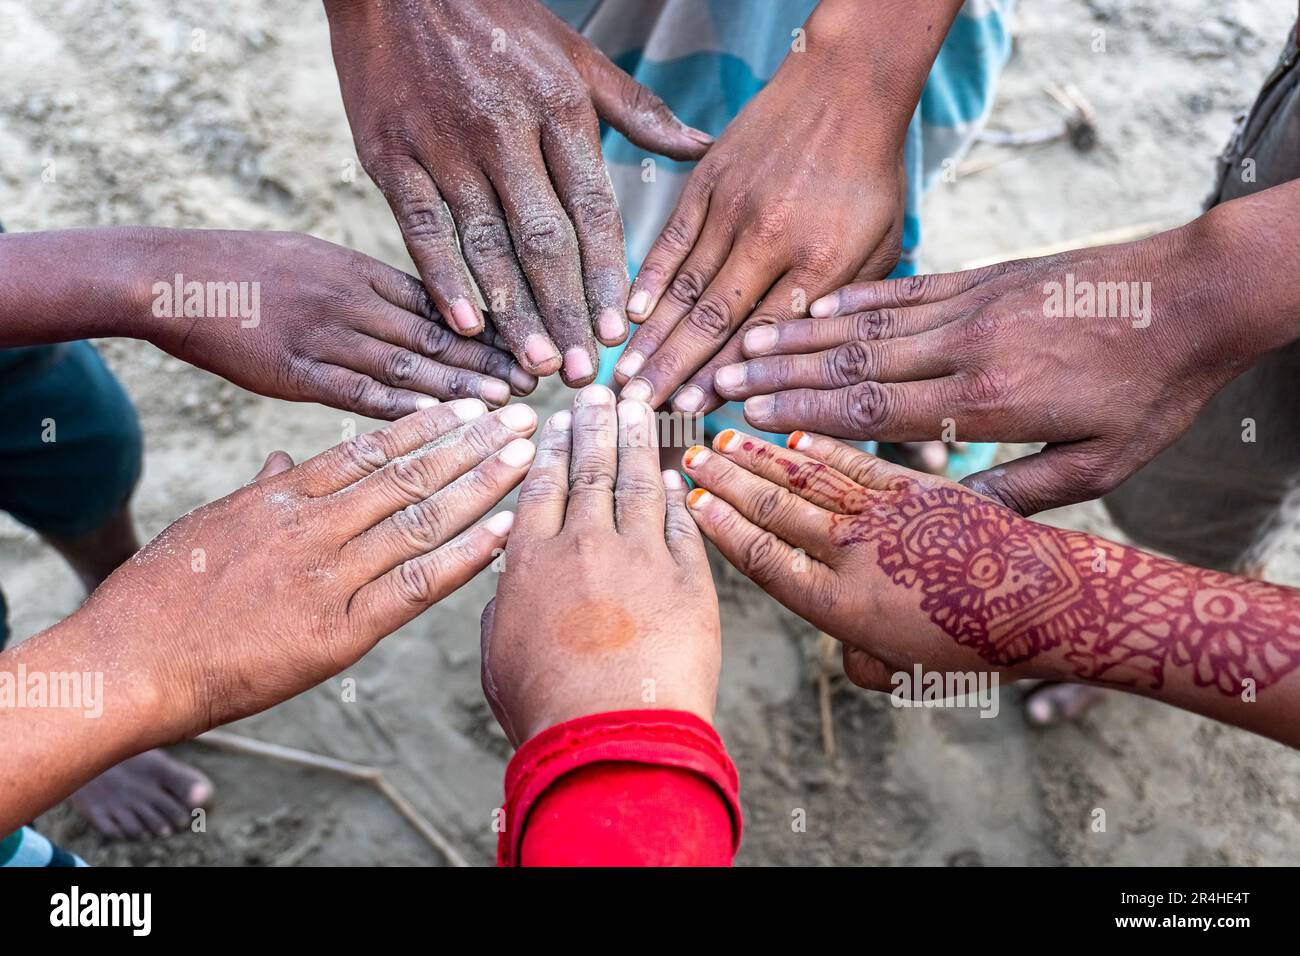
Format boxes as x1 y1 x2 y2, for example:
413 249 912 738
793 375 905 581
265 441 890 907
683 430 1300 748
325 0 712 386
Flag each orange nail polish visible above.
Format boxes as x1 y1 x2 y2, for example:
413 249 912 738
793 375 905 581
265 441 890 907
715 429 737 453
683 445 709 468
788 430 808 451
687 487 711 509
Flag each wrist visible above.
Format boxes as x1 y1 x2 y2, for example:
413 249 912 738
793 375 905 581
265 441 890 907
1179 195 1300 358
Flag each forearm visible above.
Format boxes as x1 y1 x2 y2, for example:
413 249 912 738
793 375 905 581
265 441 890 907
0 615 165 833
1186 177 1300 359
1014 526 1300 747
0 227 161 346
797 0 964 148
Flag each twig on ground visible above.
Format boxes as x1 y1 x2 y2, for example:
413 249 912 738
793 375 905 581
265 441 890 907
196 729 470 867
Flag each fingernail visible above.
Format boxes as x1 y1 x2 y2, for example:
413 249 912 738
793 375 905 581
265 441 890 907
616 349 645 378
662 469 685 490
499 438 536 467
788 430 812 451
687 488 712 510
451 398 486 420
549 410 572 430
810 294 837 318
621 378 653 404
524 334 560 368
576 383 614 406
617 397 652 424
563 347 594 382
498 403 536 431
508 365 537 393
685 126 714 146
627 289 651 316
715 363 746 389
449 298 480 334
716 429 741 453
744 325 779 355
683 445 709 469
485 510 516 536
597 308 626 343
416 396 440 410
744 395 773 420
480 380 511 405
673 385 705 413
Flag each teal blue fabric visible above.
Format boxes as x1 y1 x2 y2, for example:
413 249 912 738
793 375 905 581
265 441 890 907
547 0 1011 471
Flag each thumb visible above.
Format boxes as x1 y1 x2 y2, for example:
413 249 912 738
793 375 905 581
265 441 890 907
578 50 713 161
960 442 1115 517
251 450 294 483
843 645 895 693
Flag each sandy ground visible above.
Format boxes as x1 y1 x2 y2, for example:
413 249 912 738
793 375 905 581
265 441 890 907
3 0 1300 866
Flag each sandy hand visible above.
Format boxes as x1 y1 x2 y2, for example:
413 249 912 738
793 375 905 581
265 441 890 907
81 398 539 740
325 0 712 387
481 386 721 746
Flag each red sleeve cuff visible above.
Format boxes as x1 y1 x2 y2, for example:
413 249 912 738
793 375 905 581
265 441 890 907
498 709 742 866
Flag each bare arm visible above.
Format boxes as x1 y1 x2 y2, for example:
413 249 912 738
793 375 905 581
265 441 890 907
682 431 1300 748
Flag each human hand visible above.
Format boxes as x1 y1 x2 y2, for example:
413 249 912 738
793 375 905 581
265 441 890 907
325 0 712 386
142 229 535 418
717 219 1291 514
78 398 539 742
481 386 720 746
681 429 1051 691
613 10 918 414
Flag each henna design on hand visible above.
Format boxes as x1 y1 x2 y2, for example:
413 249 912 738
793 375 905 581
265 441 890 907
832 484 1300 696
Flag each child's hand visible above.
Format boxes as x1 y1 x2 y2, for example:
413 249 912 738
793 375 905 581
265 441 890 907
481 386 721 746
682 429 1033 691
79 398 538 741
139 230 536 417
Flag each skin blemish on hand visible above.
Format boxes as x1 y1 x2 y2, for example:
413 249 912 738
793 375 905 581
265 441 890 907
555 598 637 654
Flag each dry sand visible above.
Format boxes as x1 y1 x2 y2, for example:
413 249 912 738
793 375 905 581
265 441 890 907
3 0 1299 865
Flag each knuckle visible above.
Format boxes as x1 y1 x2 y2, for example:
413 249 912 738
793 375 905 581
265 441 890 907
750 485 788 526
854 309 898 341
399 203 455 248
387 454 437 500
617 474 664 501
845 380 893 432
686 297 733 339
830 340 872 385
458 213 514 262
959 309 1007 348
570 462 616 495
739 529 783 583
956 368 1008 413
381 349 420 388
394 500 448 549
750 202 792 242
515 208 578 262
342 432 390 472
665 269 707 308
567 183 622 235
359 128 417 168
656 216 697 255
414 321 455 359
461 421 501 460
895 274 930 306
395 558 440 605
517 472 568 506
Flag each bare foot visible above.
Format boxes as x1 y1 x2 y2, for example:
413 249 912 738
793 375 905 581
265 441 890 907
1022 682 1108 727
67 749 213 840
